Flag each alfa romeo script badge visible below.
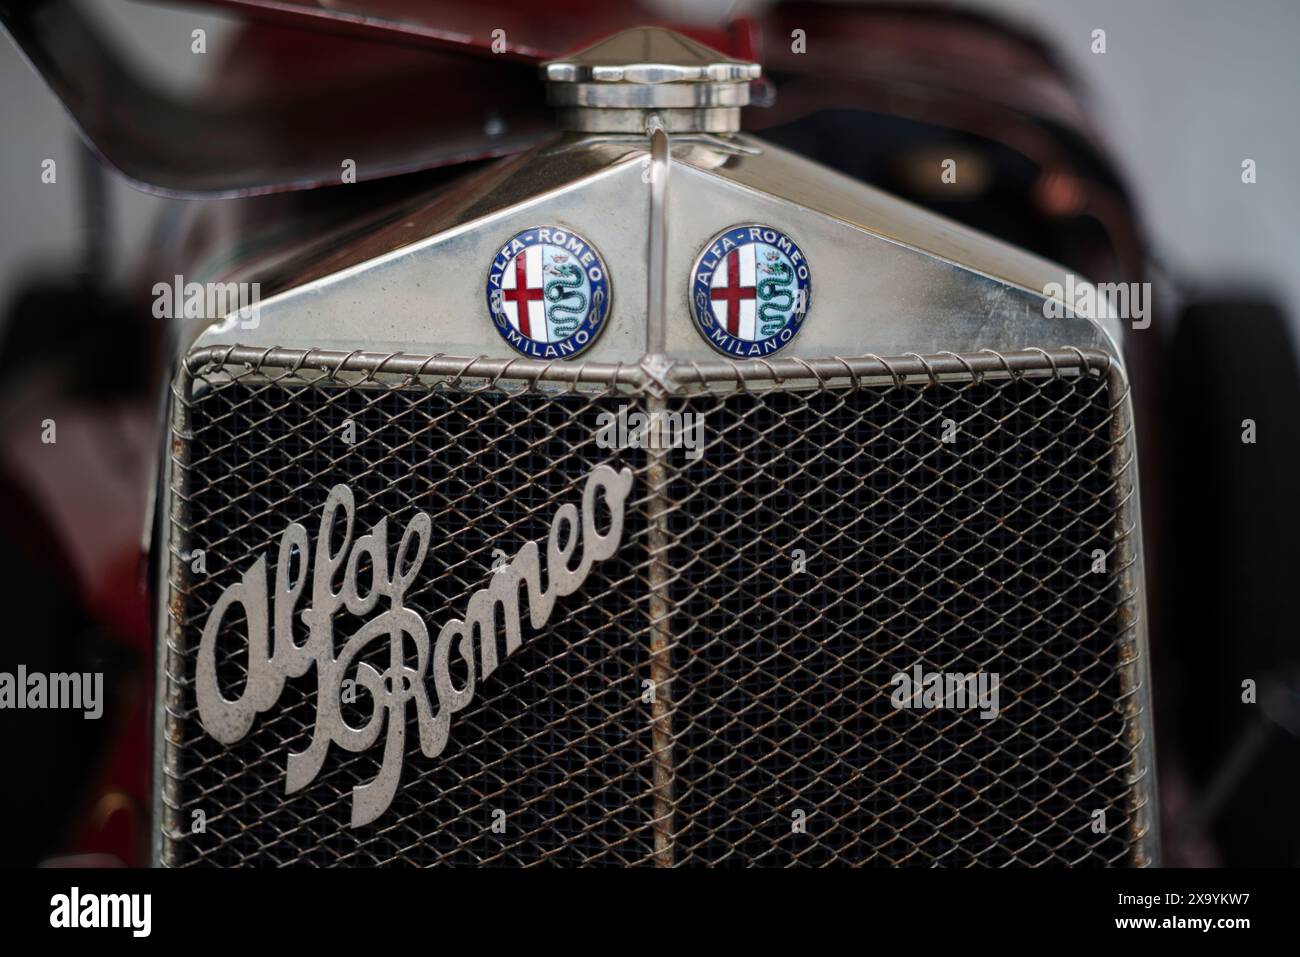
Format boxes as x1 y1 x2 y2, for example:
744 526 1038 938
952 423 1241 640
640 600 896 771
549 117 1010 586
486 225 612 358
195 465 634 827
689 224 811 357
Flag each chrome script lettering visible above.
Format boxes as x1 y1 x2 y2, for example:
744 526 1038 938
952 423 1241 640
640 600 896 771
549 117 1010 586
195 465 634 826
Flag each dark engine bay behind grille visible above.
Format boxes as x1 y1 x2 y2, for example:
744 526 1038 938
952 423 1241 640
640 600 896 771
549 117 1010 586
160 350 1152 866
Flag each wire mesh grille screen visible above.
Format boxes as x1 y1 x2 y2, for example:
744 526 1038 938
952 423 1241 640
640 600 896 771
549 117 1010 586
161 350 1152 867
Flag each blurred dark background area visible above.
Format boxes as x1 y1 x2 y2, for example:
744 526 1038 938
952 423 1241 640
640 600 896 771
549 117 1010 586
0 0 1298 866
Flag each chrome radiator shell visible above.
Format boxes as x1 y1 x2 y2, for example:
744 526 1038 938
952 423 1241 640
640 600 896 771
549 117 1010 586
155 345 1157 867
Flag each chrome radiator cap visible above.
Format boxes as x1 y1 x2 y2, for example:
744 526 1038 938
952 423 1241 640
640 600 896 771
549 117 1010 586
543 27 760 133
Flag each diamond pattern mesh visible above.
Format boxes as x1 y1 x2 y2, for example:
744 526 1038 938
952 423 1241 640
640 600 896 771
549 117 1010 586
159 348 1153 866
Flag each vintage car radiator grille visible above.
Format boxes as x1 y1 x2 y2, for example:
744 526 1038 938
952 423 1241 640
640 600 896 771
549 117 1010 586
158 347 1154 866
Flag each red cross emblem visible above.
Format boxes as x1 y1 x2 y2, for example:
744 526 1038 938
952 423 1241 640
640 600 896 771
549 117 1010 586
503 253 544 337
709 249 756 335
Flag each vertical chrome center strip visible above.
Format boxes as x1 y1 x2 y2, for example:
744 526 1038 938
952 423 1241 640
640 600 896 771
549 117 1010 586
643 117 678 865
645 119 670 358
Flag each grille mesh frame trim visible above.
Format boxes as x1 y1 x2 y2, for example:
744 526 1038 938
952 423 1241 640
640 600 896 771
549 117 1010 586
156 345 1157 867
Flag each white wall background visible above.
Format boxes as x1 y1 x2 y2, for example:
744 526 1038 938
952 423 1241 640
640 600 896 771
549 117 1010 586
969 0 1300 311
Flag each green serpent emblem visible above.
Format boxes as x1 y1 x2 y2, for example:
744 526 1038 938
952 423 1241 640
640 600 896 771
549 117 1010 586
545 263 587 338
757 260 795 337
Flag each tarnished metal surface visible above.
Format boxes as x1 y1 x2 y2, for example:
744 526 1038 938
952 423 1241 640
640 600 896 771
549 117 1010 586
158 345 1155 866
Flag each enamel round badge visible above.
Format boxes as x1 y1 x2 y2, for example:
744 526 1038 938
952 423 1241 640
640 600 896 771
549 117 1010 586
689 224 811 358
486 226 612 359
